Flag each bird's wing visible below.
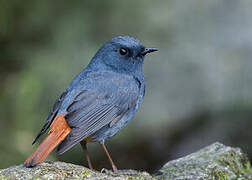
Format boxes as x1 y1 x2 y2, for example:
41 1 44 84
57 75 139 154
32 89 69 144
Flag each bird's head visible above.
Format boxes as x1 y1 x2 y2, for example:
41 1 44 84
89 36 157 75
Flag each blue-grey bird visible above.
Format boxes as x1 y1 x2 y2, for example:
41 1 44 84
24 36 157 172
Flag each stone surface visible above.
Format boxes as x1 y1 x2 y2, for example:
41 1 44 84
0 142 251 180
155 142 252 180
0 161 153 180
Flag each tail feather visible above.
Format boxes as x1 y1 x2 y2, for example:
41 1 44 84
24 114 71 167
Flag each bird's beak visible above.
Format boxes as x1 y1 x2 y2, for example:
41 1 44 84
141 48 158 56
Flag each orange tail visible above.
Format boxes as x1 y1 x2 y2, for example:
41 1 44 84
24 114 71 167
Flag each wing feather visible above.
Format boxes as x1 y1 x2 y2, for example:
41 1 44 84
57 88 138 154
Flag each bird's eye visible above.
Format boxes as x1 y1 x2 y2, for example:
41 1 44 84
119 48 128 56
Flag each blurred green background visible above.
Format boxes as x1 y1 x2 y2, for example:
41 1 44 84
1 0 252 173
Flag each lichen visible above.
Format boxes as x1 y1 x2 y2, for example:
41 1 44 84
155 142 252 180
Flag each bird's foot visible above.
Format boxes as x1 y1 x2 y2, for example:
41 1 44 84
101 168 139 175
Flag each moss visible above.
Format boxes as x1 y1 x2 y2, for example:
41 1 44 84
211 168 229 180
243 162 251 172
155 142 252 180
0 175 8 180
78 170 88 178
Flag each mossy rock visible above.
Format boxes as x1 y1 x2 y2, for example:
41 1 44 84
0 161 153 180
0 142 251 179
155 142 252 180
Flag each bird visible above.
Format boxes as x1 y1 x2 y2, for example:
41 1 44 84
24 36 157 172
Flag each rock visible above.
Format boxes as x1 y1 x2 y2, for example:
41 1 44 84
0 142 251 180
155 142 252 180
0 161 153 180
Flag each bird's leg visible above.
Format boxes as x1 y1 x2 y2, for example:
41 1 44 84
100 141 118 173
99 141 139 175
80 140 93 170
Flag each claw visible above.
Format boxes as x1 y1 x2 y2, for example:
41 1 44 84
101 168 138 175
101 168 113 174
